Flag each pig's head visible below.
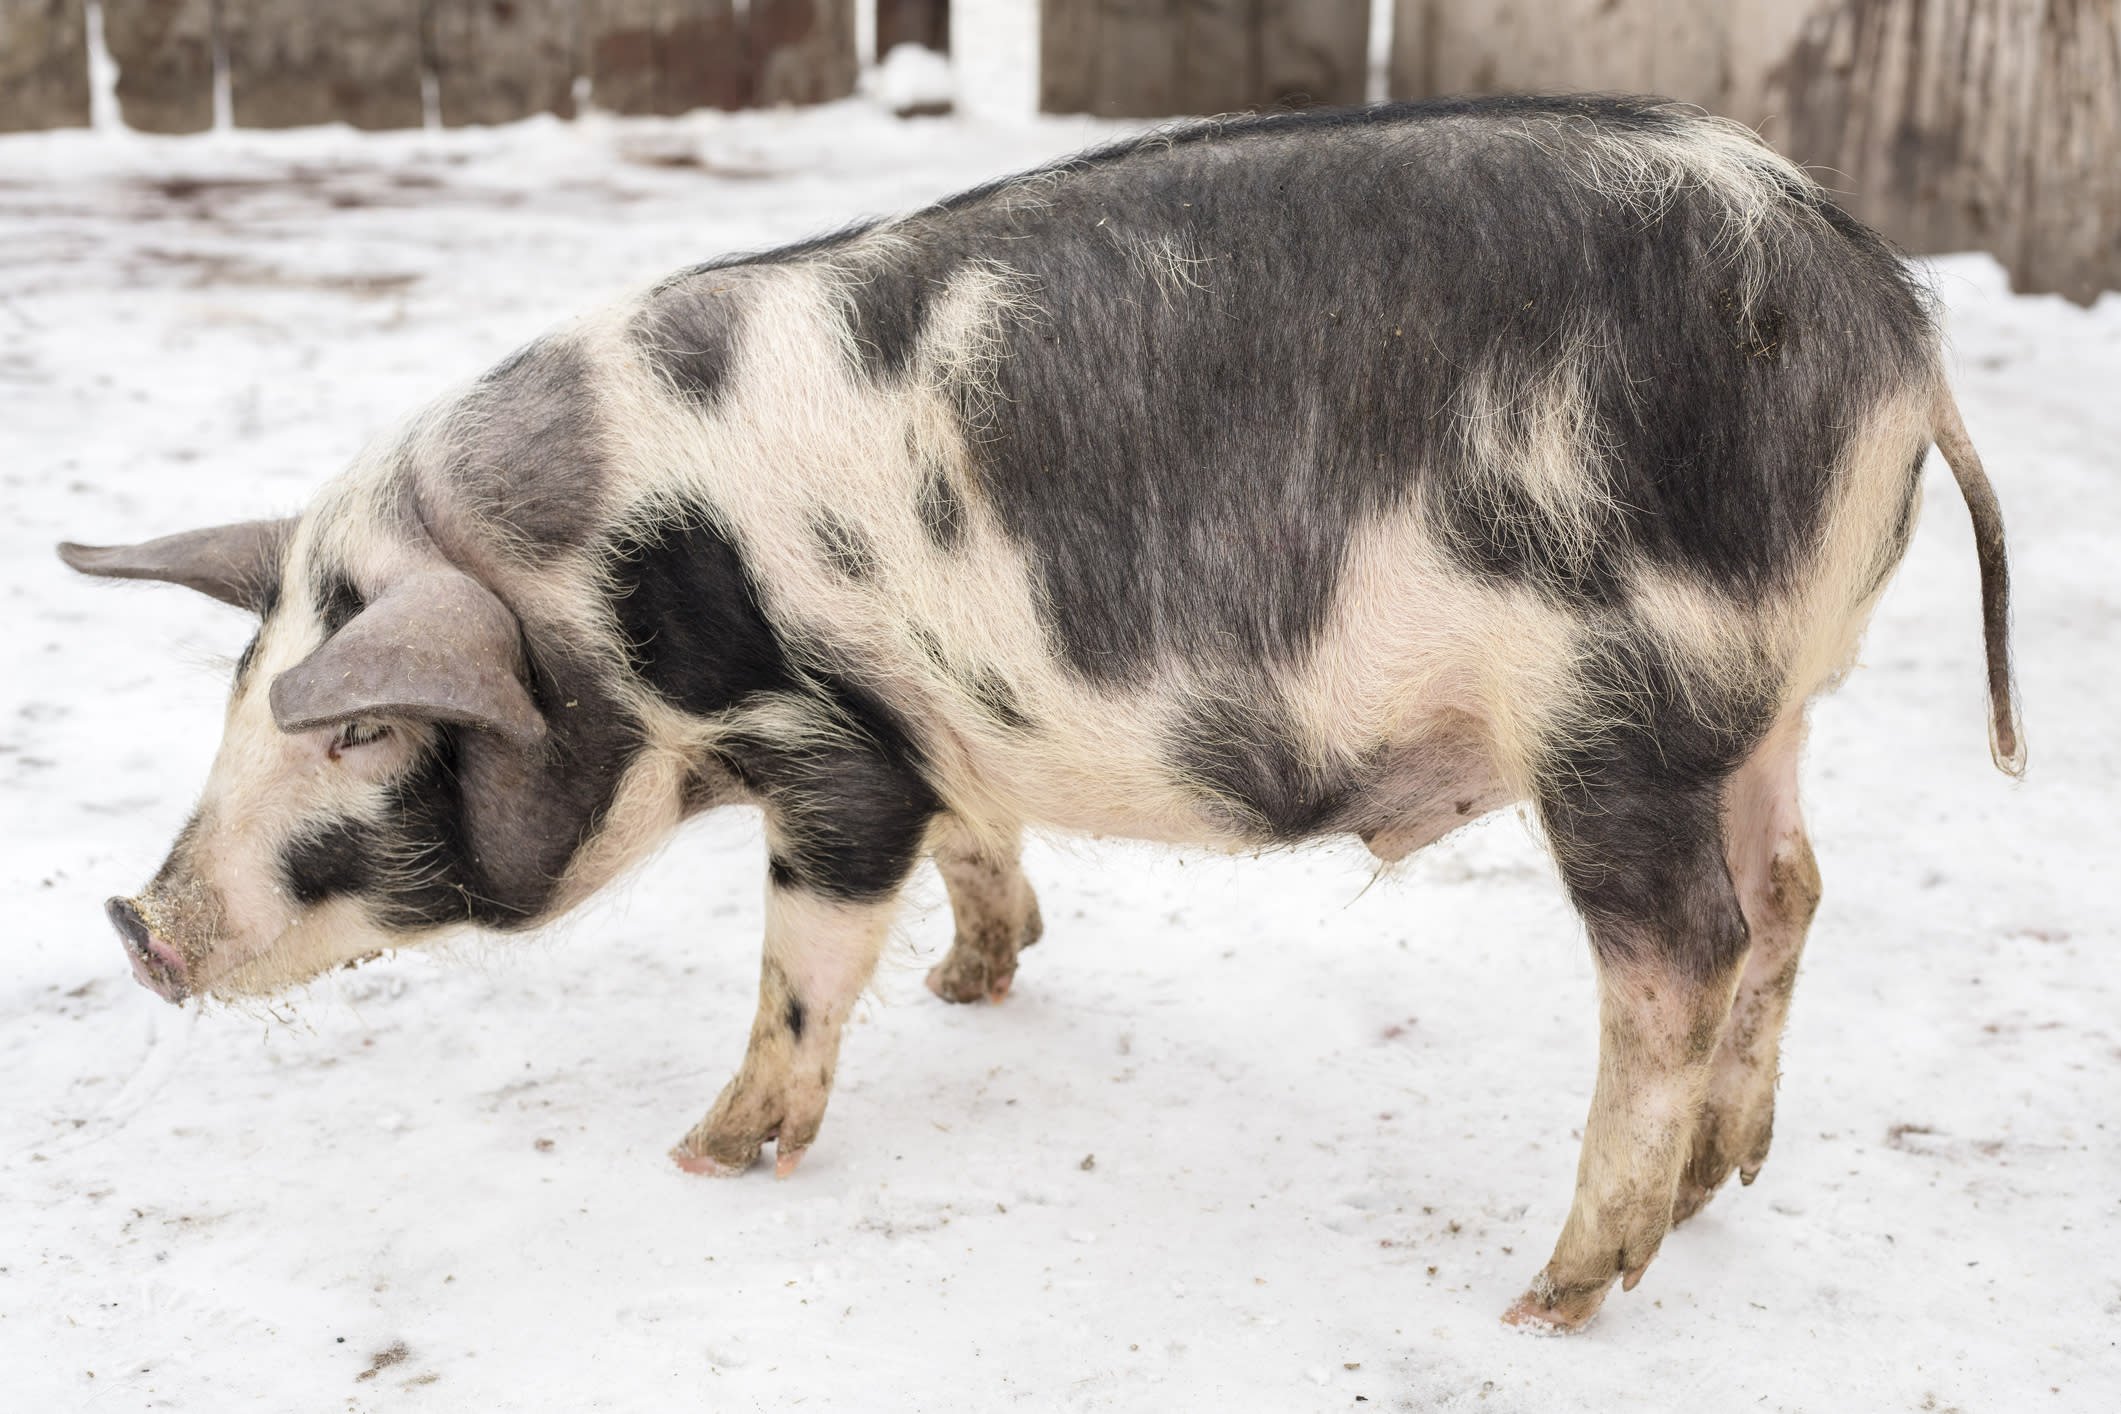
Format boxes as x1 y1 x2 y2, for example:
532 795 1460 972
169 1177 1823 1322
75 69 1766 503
58 499 558 1002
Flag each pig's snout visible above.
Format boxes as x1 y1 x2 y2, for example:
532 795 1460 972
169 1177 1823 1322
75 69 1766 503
106 897 188 1003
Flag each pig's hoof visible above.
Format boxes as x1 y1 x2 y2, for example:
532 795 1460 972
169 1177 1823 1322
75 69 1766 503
926 905 1041 1005
1672 1103 1773 1227
671 1143 754 1177
1669 1175 1718 1227
925 949 1017 1005
675 1069 830 1180
1501 1272 1609 1334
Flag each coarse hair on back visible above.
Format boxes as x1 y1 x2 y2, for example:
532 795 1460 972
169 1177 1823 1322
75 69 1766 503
668 93 1935 368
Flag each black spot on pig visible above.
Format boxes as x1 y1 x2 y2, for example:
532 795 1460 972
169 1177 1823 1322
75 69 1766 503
315 570 366 636
917 468 967 551
1718 288 1787 363
784 995 807 1041
813 513 877 581
905 627 1031 732
634 278 742 409
965 666 1032 732
607 512 795 716
722 675 941 902
1171 693 1359 840
843 259 944 381
1537 625 1772 982
1425 472 1627 605
605 501 940 902
451 340 607 551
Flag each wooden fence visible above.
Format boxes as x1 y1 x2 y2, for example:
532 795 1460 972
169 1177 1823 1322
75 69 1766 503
0 0 869 132
1040 0 2119 304
2 2 2113 300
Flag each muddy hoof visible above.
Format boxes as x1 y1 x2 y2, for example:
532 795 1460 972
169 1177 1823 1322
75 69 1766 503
925 952 1015 1005
671 1144 754 1177
1669 1175 1719 1227
1502 1275 1610 1334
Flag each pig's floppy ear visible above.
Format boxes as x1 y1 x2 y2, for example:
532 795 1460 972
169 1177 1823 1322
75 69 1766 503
268 569 547 747
58 518 294 613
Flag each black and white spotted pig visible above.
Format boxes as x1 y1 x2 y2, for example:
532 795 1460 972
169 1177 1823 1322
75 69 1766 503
60 98 2024 1332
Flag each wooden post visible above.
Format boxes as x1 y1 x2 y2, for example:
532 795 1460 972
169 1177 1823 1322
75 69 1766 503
1386 0 1429 97
426 0 579 126
1039 0 1199 117
1177 0 1261 116
1092 0 1182 116
1391 0 1731 111
750 0 857 106
1039 0 1100 114
1757 0 2121 306
1042 0 1366 117
877 0 948 55
586 0 749 115
585 0 662 113
2014 0 2121 302
1257 0 1367 108
1386 0 2120 306
0 0 90 132
222 0 426 129
102 0 216 134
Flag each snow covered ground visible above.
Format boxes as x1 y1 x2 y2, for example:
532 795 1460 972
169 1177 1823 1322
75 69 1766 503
2 95 2117 1414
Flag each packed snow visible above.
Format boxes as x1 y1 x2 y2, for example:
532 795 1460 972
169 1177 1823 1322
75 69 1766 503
1 94 2116 1413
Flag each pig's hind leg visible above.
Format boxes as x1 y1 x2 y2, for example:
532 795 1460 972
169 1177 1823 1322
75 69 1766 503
1671 713 1820 1225
926 821 1043 1004
1504 674 1765 1332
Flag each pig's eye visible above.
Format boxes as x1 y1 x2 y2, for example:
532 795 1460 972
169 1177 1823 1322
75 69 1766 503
329 720 392 759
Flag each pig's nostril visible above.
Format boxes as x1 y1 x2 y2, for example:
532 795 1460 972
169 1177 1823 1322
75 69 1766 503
106 897 152 949
107 897 187 1002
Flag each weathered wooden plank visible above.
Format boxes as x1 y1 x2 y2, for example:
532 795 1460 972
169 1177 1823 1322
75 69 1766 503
1041 0 1189 117
1047 0 1360 118
586 0 666 114
1756 0 2121 303
1398 0 1734 109
1040 0 1101 114
666 0 750 112
587 0 749 114
2014 0 2121 301
1257 0 1367 107
1092 0 1182 117
222 0 425 129
426 0 578 127
0 0 90 132
751 0 857 106
1387 0 1433 98
877 0 948 55
585 0 657 114
102 0 215 134
1177 0 1259 116
1761 2 2041 272
1387 0 2118 306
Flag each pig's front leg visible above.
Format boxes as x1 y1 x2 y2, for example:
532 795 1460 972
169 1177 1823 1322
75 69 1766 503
672 886 900 1177
671 722 937 1179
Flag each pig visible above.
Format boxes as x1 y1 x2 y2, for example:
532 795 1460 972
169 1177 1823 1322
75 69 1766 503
59 96 2023 1332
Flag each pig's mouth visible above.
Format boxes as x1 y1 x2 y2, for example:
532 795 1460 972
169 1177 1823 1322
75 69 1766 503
107 897 189 1004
